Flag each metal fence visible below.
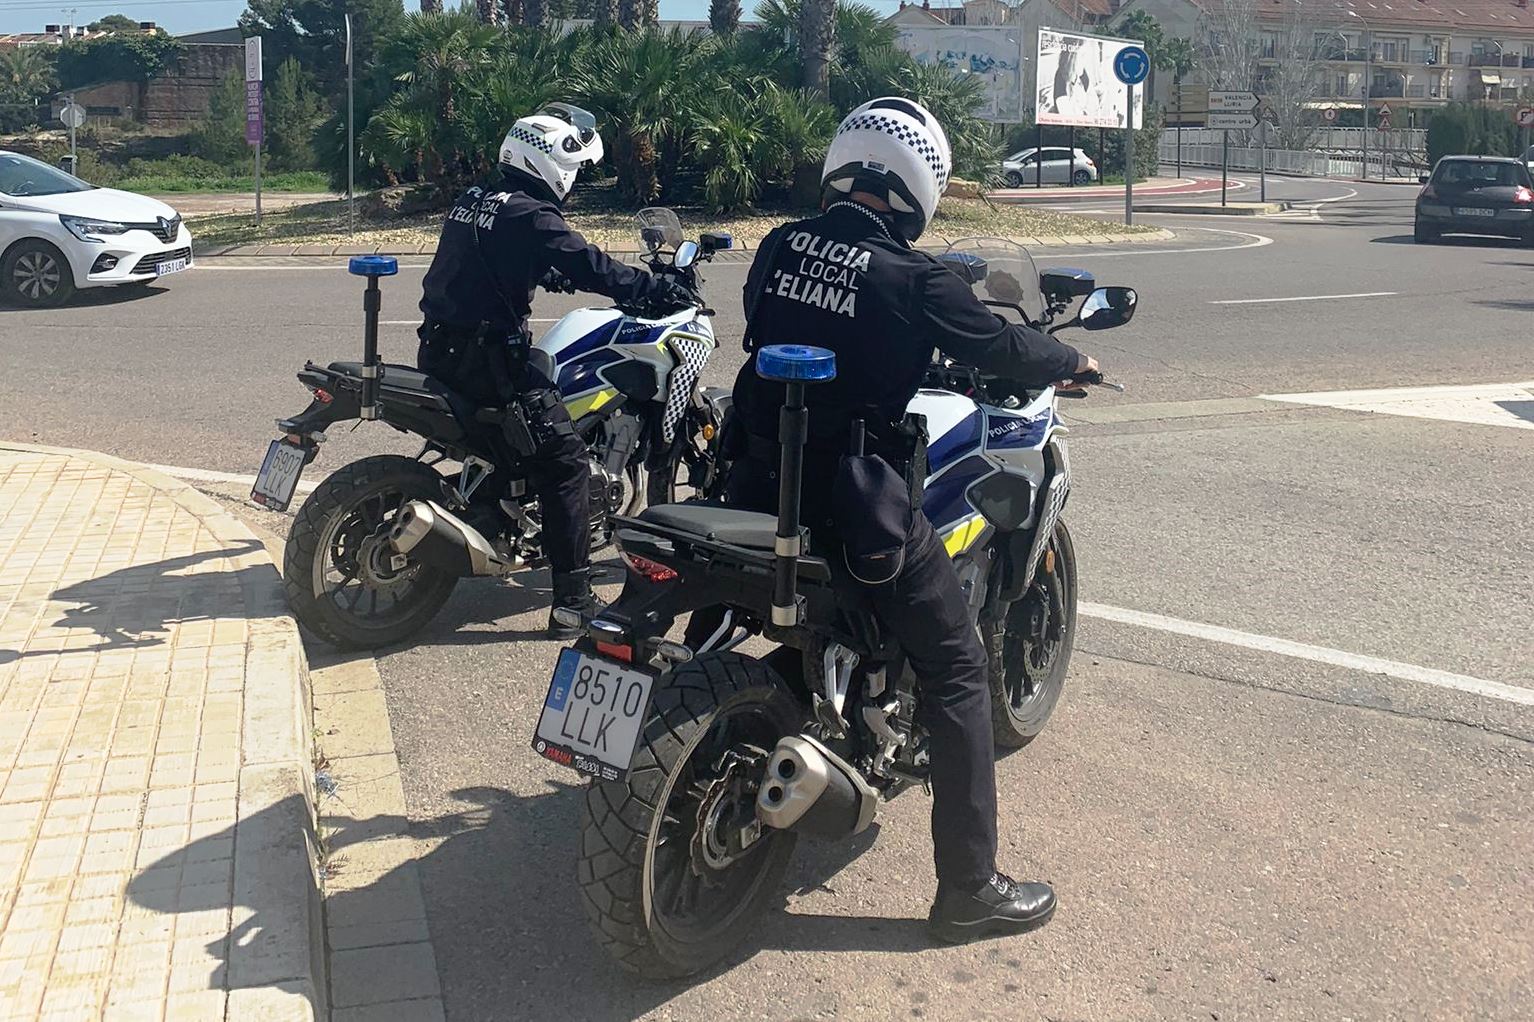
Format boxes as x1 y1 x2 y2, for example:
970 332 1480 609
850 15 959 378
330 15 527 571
1164 126 1427 153
1158 140 1415 181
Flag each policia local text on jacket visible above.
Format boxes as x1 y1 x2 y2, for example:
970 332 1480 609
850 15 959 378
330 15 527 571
727 199 1082 901
416 167 676 583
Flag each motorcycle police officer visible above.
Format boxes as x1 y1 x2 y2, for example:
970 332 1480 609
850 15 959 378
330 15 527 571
417 104 693 638
727 98 1099 943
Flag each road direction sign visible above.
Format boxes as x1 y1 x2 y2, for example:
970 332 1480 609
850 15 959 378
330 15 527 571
58 102 85 129
1208 90 1259 129
1516 107 1534 128
1114 46 1150 86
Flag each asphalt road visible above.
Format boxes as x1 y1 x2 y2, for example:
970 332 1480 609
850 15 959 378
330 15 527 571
4 177 1532 1020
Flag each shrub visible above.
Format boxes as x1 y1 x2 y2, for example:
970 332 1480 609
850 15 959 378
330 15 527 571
1427 103 1518 165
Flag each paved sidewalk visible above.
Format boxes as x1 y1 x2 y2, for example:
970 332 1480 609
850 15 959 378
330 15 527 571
0 445 322 1021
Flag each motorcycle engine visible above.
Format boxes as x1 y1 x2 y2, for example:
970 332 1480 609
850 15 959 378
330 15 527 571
589 458 628 516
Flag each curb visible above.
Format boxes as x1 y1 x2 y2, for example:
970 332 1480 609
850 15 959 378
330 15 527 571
1132 202 1287 216
0 443 325 1022
192 228 1174 261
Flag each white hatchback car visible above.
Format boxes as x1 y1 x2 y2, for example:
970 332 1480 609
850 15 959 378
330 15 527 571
1000 147 1099 187
0 150 193 307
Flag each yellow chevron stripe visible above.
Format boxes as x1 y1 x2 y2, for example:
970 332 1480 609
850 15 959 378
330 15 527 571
564 387 620 420
941 515 988 557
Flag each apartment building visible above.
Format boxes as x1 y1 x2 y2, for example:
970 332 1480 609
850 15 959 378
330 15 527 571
1116 0 1534 113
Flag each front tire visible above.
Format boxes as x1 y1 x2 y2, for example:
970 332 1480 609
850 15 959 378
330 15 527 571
578 653 802 979
282 455 460 650
987 520 1078 748
3 240 75 307
1005 170 1024 188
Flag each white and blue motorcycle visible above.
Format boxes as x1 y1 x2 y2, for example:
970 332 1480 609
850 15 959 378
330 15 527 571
532 238 1134 977
256 208 733 649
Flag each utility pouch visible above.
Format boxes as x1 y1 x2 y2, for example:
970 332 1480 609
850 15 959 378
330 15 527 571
833 453 914 586
501 399 540 457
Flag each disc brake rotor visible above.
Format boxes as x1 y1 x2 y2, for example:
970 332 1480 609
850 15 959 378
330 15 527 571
689 747 767 877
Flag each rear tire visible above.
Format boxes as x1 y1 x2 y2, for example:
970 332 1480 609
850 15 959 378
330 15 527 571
1072 169 1093 186
987 520 1077 748
282 455 460 650
3 240 75 307
578 653 802 979
1414 219 1438 244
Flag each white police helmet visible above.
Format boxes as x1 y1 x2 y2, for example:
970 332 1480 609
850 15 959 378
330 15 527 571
821 97 952 242
498 103 603 200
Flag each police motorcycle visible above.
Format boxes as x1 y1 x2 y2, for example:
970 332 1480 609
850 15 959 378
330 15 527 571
530 238 1135 977
249 208 732 650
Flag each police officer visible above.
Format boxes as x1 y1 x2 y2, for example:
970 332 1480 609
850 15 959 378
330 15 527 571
417 103 693 638
728 98 1099 943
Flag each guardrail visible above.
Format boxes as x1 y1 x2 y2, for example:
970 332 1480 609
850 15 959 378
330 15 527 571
1162 127 1427 152
1159 140 1426 180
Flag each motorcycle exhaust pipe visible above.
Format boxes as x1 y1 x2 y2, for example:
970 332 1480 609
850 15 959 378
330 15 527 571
388 499 512 578
756 734 878 839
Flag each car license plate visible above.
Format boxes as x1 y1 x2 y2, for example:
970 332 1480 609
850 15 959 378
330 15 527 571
250 439 307 512
533 648 654 782
155 257 188 275
1454 207 1495 217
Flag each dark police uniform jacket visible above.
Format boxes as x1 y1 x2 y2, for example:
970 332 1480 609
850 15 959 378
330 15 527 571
731 201 1083 451
418 170 662 338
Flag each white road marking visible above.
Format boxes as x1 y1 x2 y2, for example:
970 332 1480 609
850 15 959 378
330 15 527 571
1262 380 1534 431
1210 291 1396 305
1050 228 1274 258
145 462 320 495
1081 601 1534 708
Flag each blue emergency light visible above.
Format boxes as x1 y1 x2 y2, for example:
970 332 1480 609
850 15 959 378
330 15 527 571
348 255 399 277
756 344 837 383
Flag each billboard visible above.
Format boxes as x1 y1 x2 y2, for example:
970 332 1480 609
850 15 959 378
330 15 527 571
894 25 1025 123
1035 28 1145 129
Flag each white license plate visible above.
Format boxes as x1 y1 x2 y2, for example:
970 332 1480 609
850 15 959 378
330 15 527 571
533 648 654 782
250 439 307 512
1454 207 1496 217
155 257 188 275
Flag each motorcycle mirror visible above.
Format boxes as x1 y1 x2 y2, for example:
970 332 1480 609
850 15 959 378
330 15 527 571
1079 287 1138 330
674 240 700 269
700 231 733 253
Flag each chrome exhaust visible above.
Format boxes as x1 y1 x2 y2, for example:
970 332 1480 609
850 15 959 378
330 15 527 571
756 734 878 839
388 499 513 578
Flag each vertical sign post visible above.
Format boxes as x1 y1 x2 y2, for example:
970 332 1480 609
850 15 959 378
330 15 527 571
1113 45 1149 227
345 14 355 236
245 36 263 225
1209 91 1258 206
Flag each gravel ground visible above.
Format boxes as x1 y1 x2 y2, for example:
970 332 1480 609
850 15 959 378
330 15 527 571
187 190 1157 250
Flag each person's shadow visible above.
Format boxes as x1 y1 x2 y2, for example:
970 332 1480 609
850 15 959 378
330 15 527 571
129 782 904 1020
0 540 265 666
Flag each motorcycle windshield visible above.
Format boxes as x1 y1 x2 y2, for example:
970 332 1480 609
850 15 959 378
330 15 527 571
941 237 1043 327
636 207 684 252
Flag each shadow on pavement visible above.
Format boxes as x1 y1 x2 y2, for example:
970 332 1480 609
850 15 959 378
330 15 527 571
0 540 264 665
311 783 889 1019
1372 233 1528 248
1494 400 1534 425
1473 298 1534 312
0 283 170 312
127 794 321 1017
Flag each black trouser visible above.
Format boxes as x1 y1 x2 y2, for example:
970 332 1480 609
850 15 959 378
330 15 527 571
723 454 998 889
418 327 589 574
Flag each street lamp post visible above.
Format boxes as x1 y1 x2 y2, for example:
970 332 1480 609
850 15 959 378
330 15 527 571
1347 10 1373 180
1485 40 1504 103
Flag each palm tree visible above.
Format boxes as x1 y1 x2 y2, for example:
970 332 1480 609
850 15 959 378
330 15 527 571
591 0 617 25
1117 10 1165 100
0 46 56 111
618 0 641 29
476 0 499 24
709 0 741 35
419 0 443 12
799 0 836 99
524 0 548 28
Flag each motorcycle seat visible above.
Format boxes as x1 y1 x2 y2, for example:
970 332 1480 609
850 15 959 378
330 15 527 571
639 503 779 551
328 362 494 423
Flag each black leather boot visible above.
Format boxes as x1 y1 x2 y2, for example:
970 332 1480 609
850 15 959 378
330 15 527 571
927 872 1056 944
547 568 599 640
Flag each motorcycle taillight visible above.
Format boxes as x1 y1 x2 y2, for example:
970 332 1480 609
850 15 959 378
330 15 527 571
308 385 333 404
621 551 679 583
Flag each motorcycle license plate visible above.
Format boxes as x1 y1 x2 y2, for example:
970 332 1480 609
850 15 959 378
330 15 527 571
533 648 654 782
156 257 188 275
1454 207 1495 217
250 439 306 512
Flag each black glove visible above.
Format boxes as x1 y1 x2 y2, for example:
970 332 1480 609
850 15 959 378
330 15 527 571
538 268 575 293
649 277 697 312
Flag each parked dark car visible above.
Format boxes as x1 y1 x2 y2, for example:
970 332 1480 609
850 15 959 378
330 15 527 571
1414 156 1534 245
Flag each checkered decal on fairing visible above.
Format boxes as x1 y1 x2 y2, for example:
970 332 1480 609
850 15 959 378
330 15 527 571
837 113 950 191
508 126 554 154
661 334 713 444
